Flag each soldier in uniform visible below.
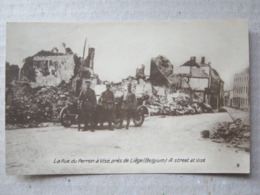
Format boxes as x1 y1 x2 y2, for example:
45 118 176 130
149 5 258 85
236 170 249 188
122 83 137 129
99 83 115 130
78 79 97 131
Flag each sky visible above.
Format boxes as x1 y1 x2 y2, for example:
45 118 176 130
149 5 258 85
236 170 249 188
6 20 249 90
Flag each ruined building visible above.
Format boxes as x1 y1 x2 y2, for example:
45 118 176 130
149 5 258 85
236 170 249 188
179 56 224 109
150 55 174 86
150 55 224 110
20 49 76 87
150 55 185 94
18 44 100 94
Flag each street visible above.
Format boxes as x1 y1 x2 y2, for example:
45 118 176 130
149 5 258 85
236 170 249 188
6 112 250 174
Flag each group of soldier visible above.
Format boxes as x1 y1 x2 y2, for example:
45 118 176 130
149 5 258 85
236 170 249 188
78 79 137 131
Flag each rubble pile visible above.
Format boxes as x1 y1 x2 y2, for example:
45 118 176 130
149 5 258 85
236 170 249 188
6 81 77 126
145 101 213 116
144 92 213 116
210 119 250 151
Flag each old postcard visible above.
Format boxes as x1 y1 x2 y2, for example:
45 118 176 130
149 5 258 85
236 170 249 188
5 20 250 175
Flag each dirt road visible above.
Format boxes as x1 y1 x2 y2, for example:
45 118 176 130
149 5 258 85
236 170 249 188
6 112 250 175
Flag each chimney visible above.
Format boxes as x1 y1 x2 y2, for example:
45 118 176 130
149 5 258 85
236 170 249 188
190 56 196 62
86 48 95 70
201 56 205 64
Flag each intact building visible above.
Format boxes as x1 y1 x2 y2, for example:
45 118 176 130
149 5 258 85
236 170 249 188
231 67 249 110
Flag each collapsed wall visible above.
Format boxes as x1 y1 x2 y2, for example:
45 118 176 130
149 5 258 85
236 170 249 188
150 55 174 86
20 51 76 87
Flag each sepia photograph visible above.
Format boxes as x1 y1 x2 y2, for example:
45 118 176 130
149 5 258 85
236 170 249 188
5 20 250 175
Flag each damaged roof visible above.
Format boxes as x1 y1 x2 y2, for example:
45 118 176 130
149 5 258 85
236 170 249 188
181 59 200 68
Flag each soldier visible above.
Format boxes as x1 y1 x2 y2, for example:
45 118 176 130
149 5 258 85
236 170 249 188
122 83 137 129
78 79 97 131
99 83 115 130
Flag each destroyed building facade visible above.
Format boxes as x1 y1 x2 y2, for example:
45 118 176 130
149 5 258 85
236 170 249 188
179 56 224 109
150 55 225 110
150 55 183 95
18 45 100 96
150 55 174 86
20 50 76 87
5 44 100 125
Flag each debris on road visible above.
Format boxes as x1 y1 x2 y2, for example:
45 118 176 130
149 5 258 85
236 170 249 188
210 118 250 152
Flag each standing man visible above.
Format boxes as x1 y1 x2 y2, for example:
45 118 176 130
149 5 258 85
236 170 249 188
99 83 115 130
78 79 97 131
123 83 137 129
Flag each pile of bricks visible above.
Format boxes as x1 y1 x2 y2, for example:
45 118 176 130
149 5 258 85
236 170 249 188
210 118 250 151
6 81 77 127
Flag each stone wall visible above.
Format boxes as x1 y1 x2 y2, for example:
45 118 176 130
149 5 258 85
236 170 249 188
22 54 75 87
